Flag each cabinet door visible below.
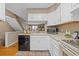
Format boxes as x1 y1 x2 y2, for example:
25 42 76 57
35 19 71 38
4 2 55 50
71 3 79 21
49 38 54 56
49 38 61 56
0 3 5 20
47 11 57 25
30 36 40 50
71 3 79 12
61 3 72 23
30 36 49 50
47 6 60 26
38 36 49 50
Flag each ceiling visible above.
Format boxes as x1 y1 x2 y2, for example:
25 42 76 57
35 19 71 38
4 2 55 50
5 3 55 21
6 3 54 8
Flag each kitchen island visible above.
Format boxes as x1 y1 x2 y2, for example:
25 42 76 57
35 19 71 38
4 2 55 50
18 32 79 56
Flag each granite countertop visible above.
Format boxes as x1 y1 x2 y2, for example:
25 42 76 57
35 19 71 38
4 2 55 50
18 32 73 40
48 33 73 41
18 33 30 35
49 33 79 50
18 33 48 36
18 32 79 49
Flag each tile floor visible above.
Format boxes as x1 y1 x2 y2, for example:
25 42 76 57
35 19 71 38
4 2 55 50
16 51 50 56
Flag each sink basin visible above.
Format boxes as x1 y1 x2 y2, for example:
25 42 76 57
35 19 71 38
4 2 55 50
64 34 71 38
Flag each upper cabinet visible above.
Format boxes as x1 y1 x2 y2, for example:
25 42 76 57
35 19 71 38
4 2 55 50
0 3 5 20
71 3 79 21
71 3 79 12
60 3 79 23
60 3 72 23
28 3 79 26
47 11 57 26
47 5 61 26
28 13 48 21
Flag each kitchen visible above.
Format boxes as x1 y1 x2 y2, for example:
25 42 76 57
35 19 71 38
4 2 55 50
0 3 79 56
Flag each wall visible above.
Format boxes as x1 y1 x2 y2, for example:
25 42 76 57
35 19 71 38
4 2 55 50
58 22 79 33
0 21 14 45
0 3 5 20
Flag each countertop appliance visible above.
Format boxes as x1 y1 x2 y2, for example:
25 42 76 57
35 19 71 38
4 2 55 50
18 35 30 51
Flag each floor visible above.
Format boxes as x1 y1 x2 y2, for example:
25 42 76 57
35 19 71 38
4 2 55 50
0 43 18 56
0 43 50 56
16 51 50 56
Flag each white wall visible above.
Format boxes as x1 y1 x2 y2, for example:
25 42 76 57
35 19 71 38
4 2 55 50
0 21 14 45
0 3 5 20
5 32 21 47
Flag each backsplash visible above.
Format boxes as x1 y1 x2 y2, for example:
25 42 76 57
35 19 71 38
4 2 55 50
58 22 79 33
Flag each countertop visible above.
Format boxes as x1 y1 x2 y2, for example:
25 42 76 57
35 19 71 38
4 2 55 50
18 32 73 40
18 34 30 35
18 32 79 50
48 33 73 41
48 33 79 51
18 33 48 36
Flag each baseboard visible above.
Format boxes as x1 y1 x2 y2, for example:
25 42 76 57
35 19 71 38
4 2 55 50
5 40 18 47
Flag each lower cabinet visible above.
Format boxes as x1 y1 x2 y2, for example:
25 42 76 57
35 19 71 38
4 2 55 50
49 37 62 56
60 41 79 56
30 35 49 50
30 35 62 56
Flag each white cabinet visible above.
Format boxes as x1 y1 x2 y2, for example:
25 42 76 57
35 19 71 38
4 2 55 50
49 37 54 56
0 3 5 20
71 3 79 12
71 12 79 21
47 11 57 25
30 35 49 50
47 5 60 26
60 3 72 23
71 3 79 21
60 3 79 23
49 37 62 56
28 13 48 21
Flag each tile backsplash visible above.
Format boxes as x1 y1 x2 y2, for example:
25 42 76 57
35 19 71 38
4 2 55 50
58 22 79 33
